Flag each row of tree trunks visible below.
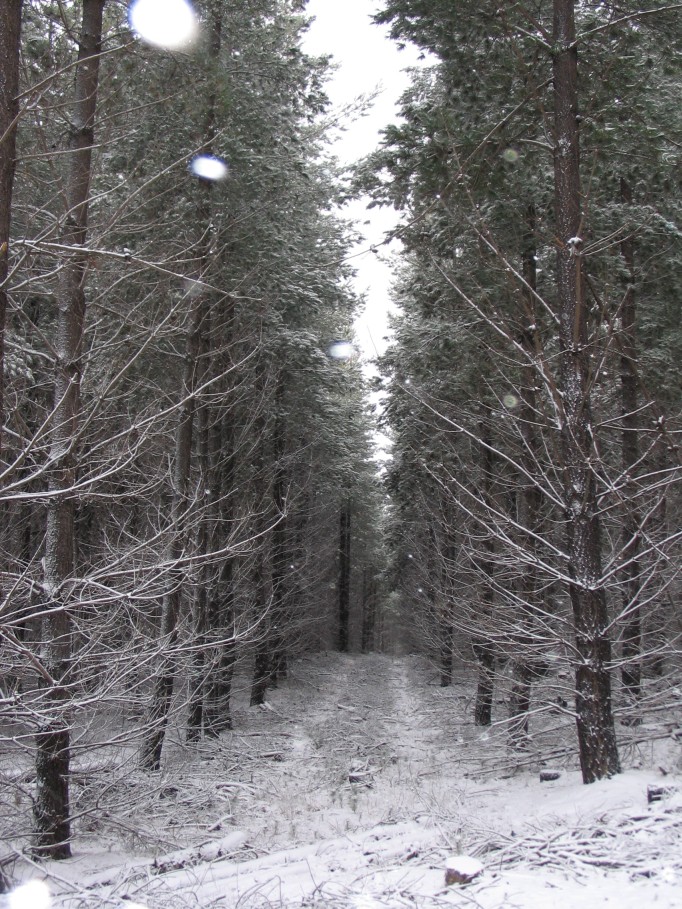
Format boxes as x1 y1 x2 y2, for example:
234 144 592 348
138 288 206 771
0 0 387 864
466 0 623 776
140 0 229 768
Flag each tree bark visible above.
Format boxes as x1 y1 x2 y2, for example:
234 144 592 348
0 0 23 462
439 615 454 687
618 177 642 707
361 568 377 654
474 417 495 726
186 345 211 742
250 532 273 706
647 442 669 678
473 641 495 726
204 560 236 733
34 0 105 858
268 402 289 686
250 636 271 706
438 542 455 686
204 416 237 734
553 0 620 782
249 387 290 704
337 499 352 652
509 204 542 748
250 412 275 708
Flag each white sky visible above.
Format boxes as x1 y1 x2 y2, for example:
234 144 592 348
301 0 421 365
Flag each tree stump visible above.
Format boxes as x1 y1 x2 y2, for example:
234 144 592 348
445 856 483 885
647 784 677 804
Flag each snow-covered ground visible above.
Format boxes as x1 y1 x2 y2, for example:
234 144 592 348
3 652 682 907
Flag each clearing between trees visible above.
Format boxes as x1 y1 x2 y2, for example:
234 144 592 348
3 652 681 908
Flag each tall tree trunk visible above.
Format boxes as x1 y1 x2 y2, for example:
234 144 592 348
473 639 495 726
267 399 289 687
250 407 275 708
647 442 669 678
438 540 455 686
186 340 211 742
204 562 236 732
439 611 454 687
509 204 542 748
618 177 641 708
250 524 274 706
361 568 377 654
0 0 23 462
553 0 620 782
249 387 290 704
0 0 24 770
337 499 352 652
34 0 105 858
474 418 495 727
204 416 237 734
250 633 271 706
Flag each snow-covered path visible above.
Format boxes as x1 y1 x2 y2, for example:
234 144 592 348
8 653 682 908
200 653 466 854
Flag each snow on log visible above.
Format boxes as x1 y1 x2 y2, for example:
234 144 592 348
539 770 561 782
444 855 483 885
151 831 248 874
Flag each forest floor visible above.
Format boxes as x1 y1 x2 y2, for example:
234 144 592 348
3 651 682 908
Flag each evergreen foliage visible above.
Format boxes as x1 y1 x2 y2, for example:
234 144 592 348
0 0 385 854
367 0 682 780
